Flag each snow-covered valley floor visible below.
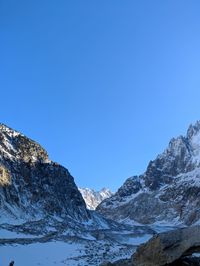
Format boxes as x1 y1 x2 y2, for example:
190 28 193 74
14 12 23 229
0 224 177 266
0 226 155 266
0 239 137 266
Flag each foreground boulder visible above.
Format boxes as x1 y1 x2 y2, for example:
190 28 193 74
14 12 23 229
103 226 200 266
133 226 200 266
102 257 200 266
169 257 200 266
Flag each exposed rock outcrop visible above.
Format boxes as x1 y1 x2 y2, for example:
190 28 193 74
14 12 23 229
133 226 200 266
170 257 200 266
104 257 200 266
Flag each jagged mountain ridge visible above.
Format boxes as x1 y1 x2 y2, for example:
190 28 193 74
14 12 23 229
79 187 113 210
0 123 89 222
97 121 200 226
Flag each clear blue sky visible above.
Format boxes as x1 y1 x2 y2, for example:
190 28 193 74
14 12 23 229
1 1 200 191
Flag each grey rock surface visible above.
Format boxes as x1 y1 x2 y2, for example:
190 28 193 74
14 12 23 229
105 257 200 266
133 226 200 266
169 257 200 266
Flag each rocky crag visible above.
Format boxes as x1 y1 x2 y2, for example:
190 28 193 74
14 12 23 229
0 123 89 223
97 121 200 226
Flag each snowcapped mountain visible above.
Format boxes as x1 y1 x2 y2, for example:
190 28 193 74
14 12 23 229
0 123 154 265
97 120 200 226
79 187 113 210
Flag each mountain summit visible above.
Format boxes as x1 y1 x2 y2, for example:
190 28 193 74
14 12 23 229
97 121 200 226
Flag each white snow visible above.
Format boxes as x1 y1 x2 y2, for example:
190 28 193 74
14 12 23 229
124 234 152 245
0 229 41 239
0 238 142 266
190 131 200 165
176 167 200 187
0 241 85 266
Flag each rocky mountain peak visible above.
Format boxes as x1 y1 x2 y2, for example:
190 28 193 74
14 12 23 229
187 120 200 139
0 123 21 136
97 120 200 226
0 123 89 223
143 121 200 190
101 187 111 193
0 123 49 163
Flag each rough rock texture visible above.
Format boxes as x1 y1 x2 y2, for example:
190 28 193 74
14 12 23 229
169 257 200 266
133 226 200 266
97 121 200 226
105 257 200 266
0 123 89 222
79 187 113 210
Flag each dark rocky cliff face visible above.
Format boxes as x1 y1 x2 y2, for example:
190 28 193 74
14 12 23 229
97 121 200 226
0 124 89 222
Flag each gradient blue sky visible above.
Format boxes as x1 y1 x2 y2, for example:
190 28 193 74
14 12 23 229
1 1 200 191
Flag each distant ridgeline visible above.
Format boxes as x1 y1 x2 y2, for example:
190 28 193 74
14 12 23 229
79 187 113 210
